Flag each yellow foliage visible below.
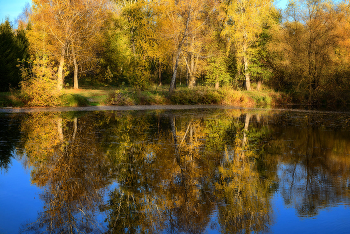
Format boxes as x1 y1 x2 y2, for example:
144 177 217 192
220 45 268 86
20 57 61 107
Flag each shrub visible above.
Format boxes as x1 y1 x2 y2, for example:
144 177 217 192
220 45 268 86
169 88 223 105
60 94 89 107
20 57 60 107
109 90 135 106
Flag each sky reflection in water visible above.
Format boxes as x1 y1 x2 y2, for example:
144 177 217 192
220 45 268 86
0 108 350 233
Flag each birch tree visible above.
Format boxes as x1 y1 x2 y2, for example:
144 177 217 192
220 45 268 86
68 0 109 89
29 0 74 91
156 0 201 93
28 0 109 91
223 0 273 90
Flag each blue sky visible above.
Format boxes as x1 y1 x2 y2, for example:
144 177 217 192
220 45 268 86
275 0 289 9
0 0 289 25
0 0 31 23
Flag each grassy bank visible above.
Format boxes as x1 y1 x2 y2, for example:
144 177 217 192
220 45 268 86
0 86 291 108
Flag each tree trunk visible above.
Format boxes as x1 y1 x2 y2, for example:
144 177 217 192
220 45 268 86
186 69 189 86
72 45 78 89
244 55 251 91
169 47 181 94
188 74 195 88
57 47 65 91
169 9 191 95
257 80 262 91
187 39 197 89
179 66 181 85
215 80 219 90
158 61 162 86
185 58 196 88
243 42 251 91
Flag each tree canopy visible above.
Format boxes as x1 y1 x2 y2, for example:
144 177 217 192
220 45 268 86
1 0 350 106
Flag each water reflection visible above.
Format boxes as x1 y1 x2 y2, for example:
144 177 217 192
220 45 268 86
0 114 21 171
266 113 350 217
18 113 110 233
1 109 349 233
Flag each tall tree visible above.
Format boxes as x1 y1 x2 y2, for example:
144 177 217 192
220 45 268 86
28 0 108 91
158 0 219 93
0 19 29 91
68 0 108 89
223 0 273 90
105 0 160 89
158 0 199 93
29 0 75 91
269 0 347 104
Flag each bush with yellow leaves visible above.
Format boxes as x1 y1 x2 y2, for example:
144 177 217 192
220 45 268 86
20 56 61 107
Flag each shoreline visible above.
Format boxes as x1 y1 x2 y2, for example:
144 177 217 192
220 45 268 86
1 104 349 114
0 105 244 113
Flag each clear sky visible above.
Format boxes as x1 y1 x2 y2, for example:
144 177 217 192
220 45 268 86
0 0 289 25
0 0 31 24
275 0 289 10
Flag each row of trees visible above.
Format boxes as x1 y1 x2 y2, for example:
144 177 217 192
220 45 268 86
1 0 350 104
104 0 275 92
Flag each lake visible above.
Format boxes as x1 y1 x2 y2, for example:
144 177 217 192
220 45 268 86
1 107 350 233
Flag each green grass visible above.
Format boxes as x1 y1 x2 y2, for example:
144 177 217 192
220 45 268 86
61 88 115 106
59 94 90 107
0 91 25 107
243 90 273 107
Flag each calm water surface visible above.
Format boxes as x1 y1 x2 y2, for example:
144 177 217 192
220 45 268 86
1 108 350 233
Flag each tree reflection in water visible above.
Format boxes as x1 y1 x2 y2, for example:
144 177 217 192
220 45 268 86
103 110 276 234
214 113 275 234
104 112 217 233
0 114 22 171
18 113 110 233
9 110 350 233
267 112 350 217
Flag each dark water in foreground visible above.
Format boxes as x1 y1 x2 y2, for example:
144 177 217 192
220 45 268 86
1 108 350 234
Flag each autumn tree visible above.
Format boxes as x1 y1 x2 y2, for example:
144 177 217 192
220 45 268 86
29 0 70 91
269 0 350 104
206 55 231 89
106 0 228 91
180 0 219 89
28 0 109 91
223 0 274 90
103 0 161 89
157 0 220 93
159 0 192 93
202 2 239 89
68 0 109 89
